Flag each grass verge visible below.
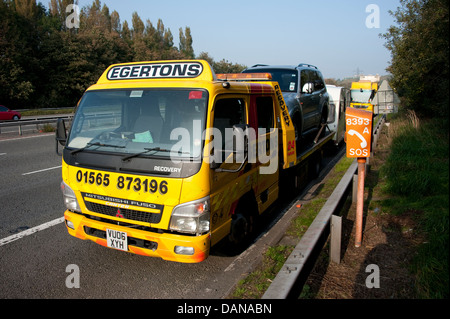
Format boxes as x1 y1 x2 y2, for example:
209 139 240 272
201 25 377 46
380 113 449 298
20 108 74 116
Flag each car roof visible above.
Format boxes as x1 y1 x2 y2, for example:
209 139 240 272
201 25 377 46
246 65 297 70
245 64 319 71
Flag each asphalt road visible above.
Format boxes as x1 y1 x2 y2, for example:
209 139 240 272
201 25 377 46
0 132 343 300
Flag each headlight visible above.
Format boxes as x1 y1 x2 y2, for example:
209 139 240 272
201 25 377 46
60 181 81 213
169 196 210 235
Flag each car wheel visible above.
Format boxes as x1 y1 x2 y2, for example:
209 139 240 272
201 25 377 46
13 115 19 121
293 114 302 156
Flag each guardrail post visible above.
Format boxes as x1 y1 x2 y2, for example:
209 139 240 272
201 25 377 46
330 215 342 264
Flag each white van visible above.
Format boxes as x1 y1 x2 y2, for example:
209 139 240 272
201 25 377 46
326 85 350 145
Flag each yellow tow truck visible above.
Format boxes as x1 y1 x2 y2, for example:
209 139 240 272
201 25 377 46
350 80 378 113
56 60 334 263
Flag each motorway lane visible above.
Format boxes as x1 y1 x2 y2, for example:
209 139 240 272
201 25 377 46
0 134 63 239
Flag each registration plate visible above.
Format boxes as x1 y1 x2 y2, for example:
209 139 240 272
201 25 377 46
106 229 128 252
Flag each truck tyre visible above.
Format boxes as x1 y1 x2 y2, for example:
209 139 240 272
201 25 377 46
309 150 323 179
228 197 257 249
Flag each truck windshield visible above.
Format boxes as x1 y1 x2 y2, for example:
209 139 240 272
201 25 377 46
67 89 207 160
351 89 374 103
243 69 298 92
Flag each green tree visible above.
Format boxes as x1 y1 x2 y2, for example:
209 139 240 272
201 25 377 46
213 59 246 74
196 51 215 66
0 0 44 107
1 0 245 109
121 20 131 44
110 10 120 34
179 26 194 58
13 0 38 19
196 52 246 74
382 0 449 118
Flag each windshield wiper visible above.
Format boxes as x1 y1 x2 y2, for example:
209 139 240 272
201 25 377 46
71 142 125 155
121 147 191 161
121 147 171 161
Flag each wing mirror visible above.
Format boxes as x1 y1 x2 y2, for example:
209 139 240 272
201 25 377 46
55 118 67 155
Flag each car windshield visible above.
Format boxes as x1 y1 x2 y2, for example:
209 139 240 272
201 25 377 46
67 89 207 160
243 69 298 92
351 89 374 103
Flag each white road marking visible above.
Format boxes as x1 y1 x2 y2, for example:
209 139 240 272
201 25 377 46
0 217 65 247
0 133 54 143
0 153 6 156
22 165 62 176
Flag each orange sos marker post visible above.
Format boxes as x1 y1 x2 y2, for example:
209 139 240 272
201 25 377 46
345 108 373 247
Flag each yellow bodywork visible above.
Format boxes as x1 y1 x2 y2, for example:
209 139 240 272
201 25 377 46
350 81 378 113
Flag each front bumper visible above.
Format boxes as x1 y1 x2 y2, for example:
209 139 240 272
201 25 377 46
351 103 373 112
64 210 210 263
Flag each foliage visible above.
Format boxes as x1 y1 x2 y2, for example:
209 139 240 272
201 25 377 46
0 0 245 109
381 115 449 298
382 0 449 119
196 51 246 74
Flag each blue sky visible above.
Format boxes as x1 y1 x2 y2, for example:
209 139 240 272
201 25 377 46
51 0 400 79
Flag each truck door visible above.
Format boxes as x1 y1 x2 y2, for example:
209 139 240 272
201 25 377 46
253 95 279 213
209 96 253 242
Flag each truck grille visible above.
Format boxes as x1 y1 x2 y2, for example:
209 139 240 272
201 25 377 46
84 201 162 224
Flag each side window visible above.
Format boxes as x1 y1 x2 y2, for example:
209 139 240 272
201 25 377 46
300 70 309 88
213 97 246 151
301 70 314 94
256 96 274 133
312 71 325 92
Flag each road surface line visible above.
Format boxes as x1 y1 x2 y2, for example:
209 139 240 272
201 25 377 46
22 165 62 176
0 133 54 142
0 217 65 247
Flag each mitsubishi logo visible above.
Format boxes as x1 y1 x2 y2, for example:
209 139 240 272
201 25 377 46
116 208 124 218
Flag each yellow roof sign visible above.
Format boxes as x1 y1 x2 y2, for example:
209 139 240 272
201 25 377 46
97 60 216 84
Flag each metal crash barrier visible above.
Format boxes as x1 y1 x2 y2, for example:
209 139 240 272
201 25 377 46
262 114 386 299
